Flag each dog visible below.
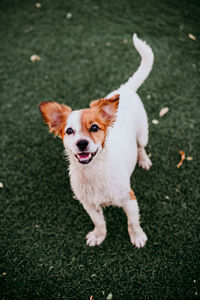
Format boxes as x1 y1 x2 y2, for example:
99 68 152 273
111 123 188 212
39 34 154 248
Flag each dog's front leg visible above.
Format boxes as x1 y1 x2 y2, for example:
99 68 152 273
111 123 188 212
82 202 107 246
123 189 147 248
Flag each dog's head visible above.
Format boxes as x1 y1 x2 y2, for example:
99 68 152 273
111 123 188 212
39 94 119 164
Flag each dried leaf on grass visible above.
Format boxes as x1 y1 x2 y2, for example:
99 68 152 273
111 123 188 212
152 119 159 125
188 33 196 41
159 107 169 117
187 156 193 161
177 150 185 168
30 54 41 62
106 293 113 300
35 3 41 8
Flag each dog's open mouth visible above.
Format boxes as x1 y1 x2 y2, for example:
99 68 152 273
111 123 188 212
75 150 98 164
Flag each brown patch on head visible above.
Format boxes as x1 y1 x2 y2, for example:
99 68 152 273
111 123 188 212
129 189 136 200
39 101 72 138
81 108 107 146
90 94 120 124
81 94 120 147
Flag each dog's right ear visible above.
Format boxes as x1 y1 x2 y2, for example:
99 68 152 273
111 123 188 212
39 101 72 138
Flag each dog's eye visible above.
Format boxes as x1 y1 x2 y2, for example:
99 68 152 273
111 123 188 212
66 127 74 135
90 124 100 132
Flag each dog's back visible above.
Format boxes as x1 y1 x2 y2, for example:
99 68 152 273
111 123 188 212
106 34 154 176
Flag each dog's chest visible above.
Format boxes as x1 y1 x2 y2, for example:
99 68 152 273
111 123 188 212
69 163 129 207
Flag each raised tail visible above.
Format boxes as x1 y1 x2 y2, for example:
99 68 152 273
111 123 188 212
124 34 154 92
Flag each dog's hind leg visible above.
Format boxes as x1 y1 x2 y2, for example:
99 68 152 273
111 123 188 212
123 189 147 248
82 202 107 246
136 113 152 170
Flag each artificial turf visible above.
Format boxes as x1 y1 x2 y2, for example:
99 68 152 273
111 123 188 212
0 0 200 299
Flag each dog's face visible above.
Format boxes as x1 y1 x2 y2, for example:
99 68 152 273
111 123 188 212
39 94 119 164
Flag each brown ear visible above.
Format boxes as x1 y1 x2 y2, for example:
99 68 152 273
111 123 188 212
39 101 72 138
90 94 120 124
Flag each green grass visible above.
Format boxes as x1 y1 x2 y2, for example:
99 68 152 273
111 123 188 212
0 0 200 299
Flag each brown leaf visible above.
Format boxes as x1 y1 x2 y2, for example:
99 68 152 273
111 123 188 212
177 150 185 168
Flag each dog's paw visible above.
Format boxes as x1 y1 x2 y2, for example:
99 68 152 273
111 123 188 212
128 226 148 248
86 229 106 246
138 156 152 170
138 148 152 170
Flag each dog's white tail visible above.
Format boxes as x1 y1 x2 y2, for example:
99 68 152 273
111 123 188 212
124 34 154 92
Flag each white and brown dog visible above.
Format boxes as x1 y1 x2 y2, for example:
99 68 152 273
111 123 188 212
39 34 154 248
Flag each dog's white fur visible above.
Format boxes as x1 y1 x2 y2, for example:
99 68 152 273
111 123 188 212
64 34 153 247
40 34 154 248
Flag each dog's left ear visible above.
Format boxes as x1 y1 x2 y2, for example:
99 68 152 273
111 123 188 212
90 94 120 124
39 101 72 138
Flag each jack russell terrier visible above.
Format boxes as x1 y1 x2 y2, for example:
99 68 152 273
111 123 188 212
39 34 154 248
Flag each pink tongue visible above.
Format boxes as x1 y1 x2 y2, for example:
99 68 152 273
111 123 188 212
79 153 89 159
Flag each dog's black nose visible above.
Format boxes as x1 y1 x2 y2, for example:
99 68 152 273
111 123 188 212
76 139 89 151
